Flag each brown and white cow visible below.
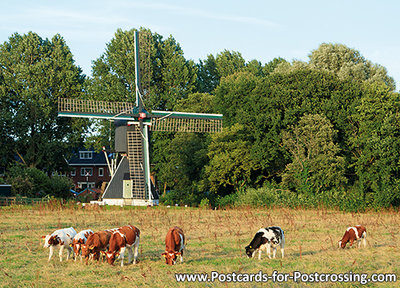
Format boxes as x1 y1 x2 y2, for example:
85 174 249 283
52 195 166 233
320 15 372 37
338 225 367 249
70 229 94 261
162 226 185 265
81 230 112 264
42 227 77 262
101 225 140 266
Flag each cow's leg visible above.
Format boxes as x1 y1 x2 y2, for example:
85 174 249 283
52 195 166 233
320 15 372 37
349 238 354 248
258 248 262 260
127 246 133 264
133 238 140 264
66 245 73 260
267 243 272 259
59 245 64 262
281 244 285 258
119 247 126 267
180 250 184 263
362 236 367 248
48 245 54 261
272 246 277 259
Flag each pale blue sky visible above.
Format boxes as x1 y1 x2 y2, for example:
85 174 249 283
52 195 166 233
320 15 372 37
1 0 399 89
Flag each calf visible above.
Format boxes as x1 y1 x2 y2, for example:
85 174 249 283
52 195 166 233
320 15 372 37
245 226 285 260
42 227 77 262
71 229 94 261
162 226 185 265
338 225 367 249
102 225 140 266
81 230 112 264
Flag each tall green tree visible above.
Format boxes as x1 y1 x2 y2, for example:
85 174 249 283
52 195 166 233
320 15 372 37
151 92 216 199
89 28 197 110
281 114 347 194
349 83 400 207
206 123 259 194
0 32 86 171
309 43 396 90
197 50 248 94
214 71 260 127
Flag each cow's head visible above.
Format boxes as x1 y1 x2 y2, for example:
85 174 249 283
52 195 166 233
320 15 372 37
245 245 256 258
81 244 90 258
101 250 119 265
44 235 61 246
338 239 348 249
162 251 181 265
339 231 350 249
42 235 50 248
71 242 80 256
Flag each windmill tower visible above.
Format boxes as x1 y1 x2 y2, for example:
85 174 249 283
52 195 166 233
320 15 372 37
58 31 223 206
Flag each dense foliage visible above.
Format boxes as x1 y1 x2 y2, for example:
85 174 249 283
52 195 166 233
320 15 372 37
1 30 399 211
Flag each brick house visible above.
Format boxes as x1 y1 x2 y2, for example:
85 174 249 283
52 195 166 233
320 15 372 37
67 149 111 191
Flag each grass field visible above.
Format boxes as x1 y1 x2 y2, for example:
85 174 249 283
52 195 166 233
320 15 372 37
0 203 399 287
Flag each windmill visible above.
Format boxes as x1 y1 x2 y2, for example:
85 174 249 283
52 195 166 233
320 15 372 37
58 31 223 206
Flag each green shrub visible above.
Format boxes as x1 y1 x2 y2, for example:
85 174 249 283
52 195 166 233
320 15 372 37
6 164 73 198
199 198 210 209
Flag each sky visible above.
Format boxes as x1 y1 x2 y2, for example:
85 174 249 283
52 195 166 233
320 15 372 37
1 0 400 90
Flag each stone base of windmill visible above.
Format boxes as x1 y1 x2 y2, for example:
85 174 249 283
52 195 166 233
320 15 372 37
92 198 159 207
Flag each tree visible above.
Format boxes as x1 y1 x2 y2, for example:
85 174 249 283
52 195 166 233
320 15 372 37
197 55 219 93
151 92 216 201
263 57 288 75
349 83 400 207
206 124 259 194
214 71 260 127
197 50 247 94
0 32 86 172
281 114 347 194
309 43 396 90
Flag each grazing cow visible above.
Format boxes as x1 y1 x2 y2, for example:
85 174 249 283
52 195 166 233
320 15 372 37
71 229 94 261
245 226 285 260
101 225 140 266
42 227 77 262
162 226 185 265
338 225 367 249
81 230 112 264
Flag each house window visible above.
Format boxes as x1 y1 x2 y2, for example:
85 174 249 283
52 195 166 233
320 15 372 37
79 151 93 159
70 169 76 177
81 168 93 176
99 168 104 177
78 182 95 189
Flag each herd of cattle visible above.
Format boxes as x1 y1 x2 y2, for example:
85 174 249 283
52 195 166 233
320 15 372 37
42 224 367 266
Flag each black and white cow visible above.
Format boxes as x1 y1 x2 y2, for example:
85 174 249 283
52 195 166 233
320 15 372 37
245 226 285 260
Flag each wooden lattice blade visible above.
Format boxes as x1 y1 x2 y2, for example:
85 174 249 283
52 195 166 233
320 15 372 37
58 98 137 120
150 110 223 133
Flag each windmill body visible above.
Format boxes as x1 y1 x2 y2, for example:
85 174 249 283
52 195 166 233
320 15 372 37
58 31 222 206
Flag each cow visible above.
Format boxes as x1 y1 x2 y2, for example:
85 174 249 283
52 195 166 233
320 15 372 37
42 227 77 262
162 226 185 265
70 229 94 261
101 225 140 266
81 230 112 264
245 226 285 260
338 225 367 249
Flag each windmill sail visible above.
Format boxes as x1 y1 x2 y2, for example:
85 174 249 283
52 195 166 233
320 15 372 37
58 98 137 120
151 111 223 133
58 98 223 133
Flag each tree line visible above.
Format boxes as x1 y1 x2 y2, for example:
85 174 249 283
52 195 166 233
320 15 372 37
0 28 399 211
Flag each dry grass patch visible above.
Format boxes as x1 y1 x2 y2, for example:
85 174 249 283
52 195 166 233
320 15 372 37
0 205 399 287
